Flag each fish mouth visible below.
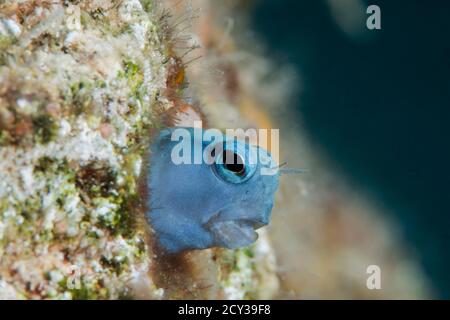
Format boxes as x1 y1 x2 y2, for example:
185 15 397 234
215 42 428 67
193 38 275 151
205 218 264 249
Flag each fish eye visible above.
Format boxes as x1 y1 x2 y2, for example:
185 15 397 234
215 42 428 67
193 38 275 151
222 150 246 176
212 142 257 184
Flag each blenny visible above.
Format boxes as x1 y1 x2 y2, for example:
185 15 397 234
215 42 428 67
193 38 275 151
147 127 280 253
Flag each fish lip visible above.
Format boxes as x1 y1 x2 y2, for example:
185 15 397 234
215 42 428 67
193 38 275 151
238 218 266 230
231 219 263 232
205 212 267 230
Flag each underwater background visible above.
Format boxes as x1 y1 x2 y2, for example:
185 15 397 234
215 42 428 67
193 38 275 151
252 0 450 298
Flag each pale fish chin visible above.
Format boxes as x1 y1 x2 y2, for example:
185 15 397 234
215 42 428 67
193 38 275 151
206 219 259 249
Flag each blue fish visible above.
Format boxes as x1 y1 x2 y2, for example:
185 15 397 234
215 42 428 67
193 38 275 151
147 127 280 253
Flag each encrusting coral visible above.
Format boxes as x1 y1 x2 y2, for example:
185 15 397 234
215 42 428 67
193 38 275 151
0 0 279 299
